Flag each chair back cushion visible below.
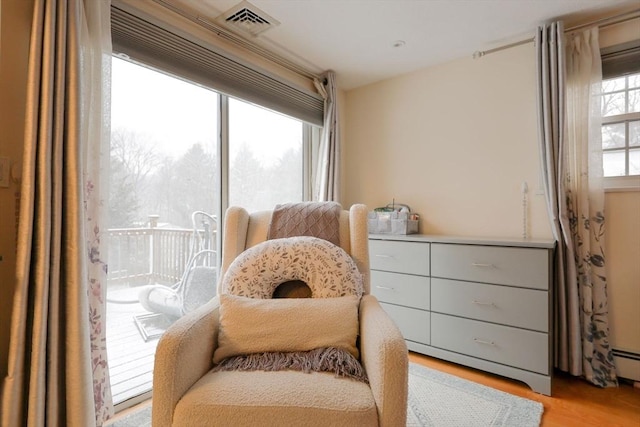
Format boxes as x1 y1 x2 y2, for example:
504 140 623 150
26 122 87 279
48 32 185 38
267 202 342 246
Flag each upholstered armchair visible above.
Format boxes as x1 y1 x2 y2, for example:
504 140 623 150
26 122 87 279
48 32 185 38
152 203 408 426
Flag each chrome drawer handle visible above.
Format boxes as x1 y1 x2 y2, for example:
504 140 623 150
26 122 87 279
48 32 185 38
471 262 495 268
376 285 395 291
472 300 495 307
375 254 395 259
473 338 496 346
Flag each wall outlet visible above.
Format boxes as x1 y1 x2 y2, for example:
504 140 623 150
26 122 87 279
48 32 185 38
0 157 10 188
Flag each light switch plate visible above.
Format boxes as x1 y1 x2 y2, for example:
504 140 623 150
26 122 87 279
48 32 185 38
0 157 10 188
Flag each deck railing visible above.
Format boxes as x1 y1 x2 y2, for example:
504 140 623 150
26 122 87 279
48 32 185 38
107 216 215 287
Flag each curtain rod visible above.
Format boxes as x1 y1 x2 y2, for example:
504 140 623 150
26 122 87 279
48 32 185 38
472 38 533 59
472 8 640 59
565 8 640 33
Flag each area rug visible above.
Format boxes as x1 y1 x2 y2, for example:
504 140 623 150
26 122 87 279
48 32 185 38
407 363 543 426
108 363 543 427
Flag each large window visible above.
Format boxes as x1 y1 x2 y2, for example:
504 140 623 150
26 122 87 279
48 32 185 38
108 4 320 409
601 71 640 178
106 56 312 409
106 57 220 408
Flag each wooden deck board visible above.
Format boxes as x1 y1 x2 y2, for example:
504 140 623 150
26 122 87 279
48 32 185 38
106 287 166 405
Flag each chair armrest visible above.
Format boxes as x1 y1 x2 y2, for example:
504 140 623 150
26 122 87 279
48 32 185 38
152 296 221 427
359 295 408 427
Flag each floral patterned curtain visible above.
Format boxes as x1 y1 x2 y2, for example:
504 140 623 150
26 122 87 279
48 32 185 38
564 27 617 387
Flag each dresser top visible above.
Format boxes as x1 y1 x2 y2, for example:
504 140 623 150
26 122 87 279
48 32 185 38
368 234 556 249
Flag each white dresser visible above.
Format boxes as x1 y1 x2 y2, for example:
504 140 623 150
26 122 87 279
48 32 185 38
369 234 555 395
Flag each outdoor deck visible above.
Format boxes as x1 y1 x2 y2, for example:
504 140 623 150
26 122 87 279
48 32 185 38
106 287 172 405
105 216 216 406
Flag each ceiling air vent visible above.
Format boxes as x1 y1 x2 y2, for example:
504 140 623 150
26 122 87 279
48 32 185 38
218 1 280 37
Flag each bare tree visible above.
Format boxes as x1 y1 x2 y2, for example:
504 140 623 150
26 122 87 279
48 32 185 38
109 128 160 227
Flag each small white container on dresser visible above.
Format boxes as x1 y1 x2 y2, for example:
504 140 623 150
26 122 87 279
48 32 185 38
369 234 555 395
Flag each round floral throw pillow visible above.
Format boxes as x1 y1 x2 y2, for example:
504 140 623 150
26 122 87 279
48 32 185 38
221 236 363 299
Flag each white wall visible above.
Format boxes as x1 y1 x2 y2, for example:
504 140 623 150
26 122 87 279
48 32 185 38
343 43 551 240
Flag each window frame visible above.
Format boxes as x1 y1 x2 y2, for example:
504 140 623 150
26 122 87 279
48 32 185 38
601 112 640 191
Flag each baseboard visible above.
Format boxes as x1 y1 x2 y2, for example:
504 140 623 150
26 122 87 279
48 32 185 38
613 348 640 382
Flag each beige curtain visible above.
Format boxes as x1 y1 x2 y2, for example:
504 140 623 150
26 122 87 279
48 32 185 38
537 22 617 387
1 0 113 426
313 71 340 202
536 20 579 376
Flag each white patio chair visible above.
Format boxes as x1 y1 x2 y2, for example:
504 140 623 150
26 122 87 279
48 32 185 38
135 212 217 339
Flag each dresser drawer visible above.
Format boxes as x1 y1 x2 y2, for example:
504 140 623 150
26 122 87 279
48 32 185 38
380 302 430 345
431 244 549 290
371 270 430 310
431 313 549 374
431 278 548 332
369 240 429 275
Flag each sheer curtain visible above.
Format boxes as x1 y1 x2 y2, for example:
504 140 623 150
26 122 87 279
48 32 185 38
314 71 340 202
1 0 114 425
565 26 617 387
537 22 617 387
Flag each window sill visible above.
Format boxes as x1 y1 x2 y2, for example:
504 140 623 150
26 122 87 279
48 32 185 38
604 175 640 192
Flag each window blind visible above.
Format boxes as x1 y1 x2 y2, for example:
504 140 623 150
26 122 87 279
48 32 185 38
601 40 640 79
111 5 324 126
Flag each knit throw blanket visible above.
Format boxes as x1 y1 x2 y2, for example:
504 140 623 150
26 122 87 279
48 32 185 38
212 347 369 383
267 202 341 246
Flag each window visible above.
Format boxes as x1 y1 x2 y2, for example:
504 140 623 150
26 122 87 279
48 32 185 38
107 57 220 408
106 56 314 410
601 72 640 178
108 5 321 410
228 98 308 212
600 40 640 190
109 57 219 229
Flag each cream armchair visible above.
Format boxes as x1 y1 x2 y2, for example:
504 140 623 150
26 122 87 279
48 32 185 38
152 204 408 426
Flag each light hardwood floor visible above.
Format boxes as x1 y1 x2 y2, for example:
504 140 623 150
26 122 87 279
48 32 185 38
410 352 640 427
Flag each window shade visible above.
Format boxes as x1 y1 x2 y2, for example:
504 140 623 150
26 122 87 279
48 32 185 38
111 5 324 126
601 40 640 79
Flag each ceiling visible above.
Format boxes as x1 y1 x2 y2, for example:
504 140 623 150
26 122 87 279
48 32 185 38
169 0 638 90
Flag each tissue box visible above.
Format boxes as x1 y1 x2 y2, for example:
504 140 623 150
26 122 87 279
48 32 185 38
368 210 419 235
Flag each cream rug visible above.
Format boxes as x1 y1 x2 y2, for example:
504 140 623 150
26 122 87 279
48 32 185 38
408 363 543 427
109 363 543 427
